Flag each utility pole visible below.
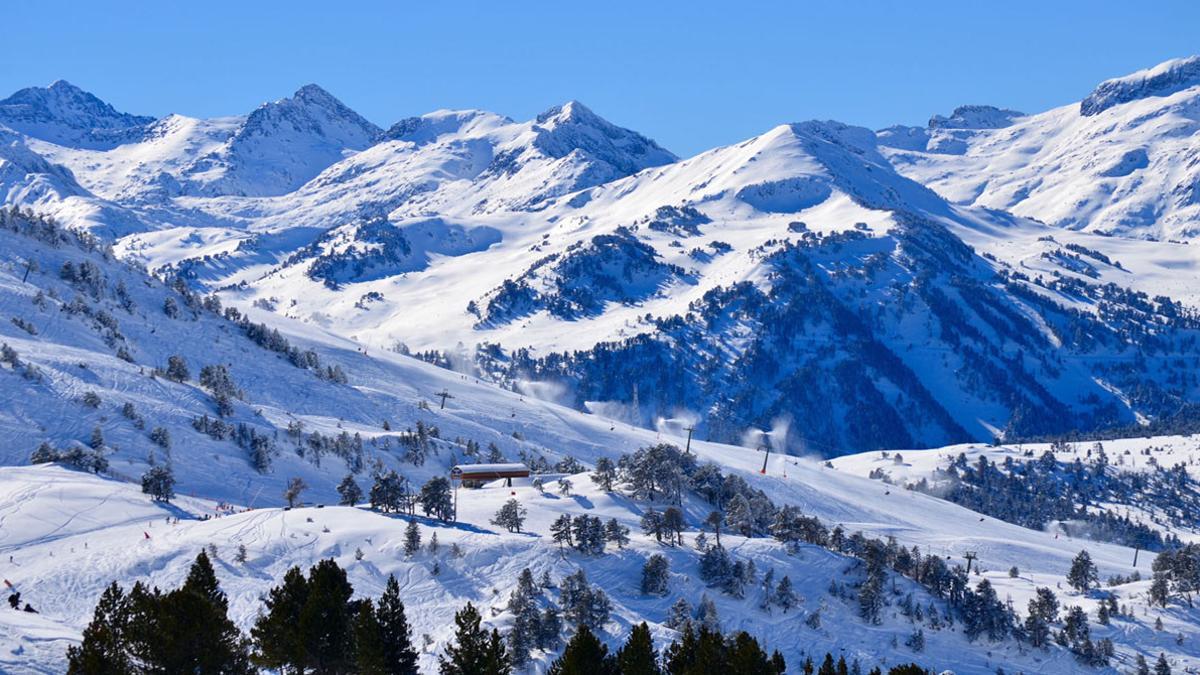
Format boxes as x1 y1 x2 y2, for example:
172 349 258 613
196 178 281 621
21 259 34 283
1132 546 1140 568
964 551 978 575
435 389 454 410
684 425 696 456
759 430 771 474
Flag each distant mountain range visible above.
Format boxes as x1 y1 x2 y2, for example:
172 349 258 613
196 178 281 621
4 57 1200 453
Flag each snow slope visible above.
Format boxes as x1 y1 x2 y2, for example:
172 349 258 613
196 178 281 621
0 210 1198 673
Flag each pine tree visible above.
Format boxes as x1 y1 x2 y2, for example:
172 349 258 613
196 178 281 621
641 554 670 596
506 569 541 668
776 576 797 613
560 569 611 630
165 354 190 382
666 597 692 630
641 508 665 542
376 574 419 674
66 582 135 674
439 603 511 675
404 520 422 556
252 566 309 672
299 559 356 674
337 474 364 506
616 622 660 675
1067 550 1099 592
78 552 254 675
697 594 720 633
537 606 562 651
355 599 388 675
491 499 527 532
1150 572 1171 607
1155 653 1172 675
758 568 777 613
662 507 685 546
550 513 573 552
591 457 617 491
603 518 630 549
420 477 454 521
141 465 176 502
152 551 253 673
548 624 618 675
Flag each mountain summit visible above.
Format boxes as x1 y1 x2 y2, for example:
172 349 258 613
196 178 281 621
0 80 154 149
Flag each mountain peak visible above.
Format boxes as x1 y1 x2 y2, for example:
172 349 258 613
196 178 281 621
1081 55 1200 116
236 84 381 146
0 80 154 148
535 100 599 126
290 83 348 110
529 101 676 174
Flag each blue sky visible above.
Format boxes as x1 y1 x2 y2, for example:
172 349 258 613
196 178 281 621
3 1 1198 156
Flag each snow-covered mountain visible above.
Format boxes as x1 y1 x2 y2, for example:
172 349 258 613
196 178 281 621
0 80 154 150
881 56 1200 241
3 58 1200 457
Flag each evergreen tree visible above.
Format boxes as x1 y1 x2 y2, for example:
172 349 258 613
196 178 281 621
537 606 562 651
439 603 511 675
662 507 685 546
604 518 630 549
1155 653 1171 675
71 552 253 675
337 474 364 506
1150 572 1171 607
252 566 310 673
165 354 190 382
591 457 617 492
641 508 665 542
1067 550 1099 592
697 595 720 633
491 499 527 532
560 569 611 630
616 622 660 675
376 574 420 674
506 569 541 668
776 576 797 613
144 551 254 674
420 477 455 521
355 599 388 675
404 520 422 556
549 624 618 675
298 559 356 674
141 465 176 502
641 554 671 596
550 514 574 552
66 582 135 674
666 597 693 630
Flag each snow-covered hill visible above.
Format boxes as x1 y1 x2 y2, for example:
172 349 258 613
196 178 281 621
1 165 1199 672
